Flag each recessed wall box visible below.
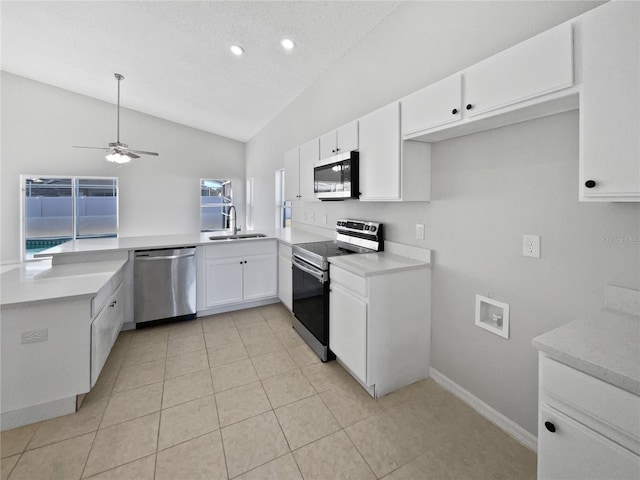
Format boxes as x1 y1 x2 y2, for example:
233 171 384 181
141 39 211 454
475 295 510 339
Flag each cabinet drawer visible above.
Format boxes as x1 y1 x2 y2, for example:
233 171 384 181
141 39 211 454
91 266 125 317
538 404 640 480
541 356 640 443
203 239 277 259
329 266 367 298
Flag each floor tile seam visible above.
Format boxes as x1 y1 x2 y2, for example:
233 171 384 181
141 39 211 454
3 452 21 479
24 418 101 453
340 425 384 480
226 451 295 480
153 343 170 480
80 453 156 480
166 330 206 344
17 419 44 454
118 356 167 372
217 404 276 431
99 404 162 431
316 389 380 429
166 345 207 358
78 428 100 480
206 355 230 480
156 426 221 454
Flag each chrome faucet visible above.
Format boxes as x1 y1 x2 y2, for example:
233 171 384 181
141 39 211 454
228 205 239 235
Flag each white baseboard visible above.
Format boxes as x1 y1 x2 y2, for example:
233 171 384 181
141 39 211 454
197 297 280 317
1 396 76 431
429 367 537 452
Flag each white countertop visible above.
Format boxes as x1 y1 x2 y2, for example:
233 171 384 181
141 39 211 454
532 311 640 395
1 258 128 307
328 251 431 277
35 228 333 257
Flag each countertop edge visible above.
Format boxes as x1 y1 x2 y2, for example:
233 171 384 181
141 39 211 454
533 342 640 396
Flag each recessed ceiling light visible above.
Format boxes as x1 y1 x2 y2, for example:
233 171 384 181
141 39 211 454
230 45 245 56
281 38 295 51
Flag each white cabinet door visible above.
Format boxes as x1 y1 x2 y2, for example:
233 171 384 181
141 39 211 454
329 283 368 383
402 74 462 136
580 1 640 201
464 22 573 117
359 102 401 201
538 405 640 480
244 254 278 301
319 131 337 159
278 250 292 311
91 284 123 387
337 120 359 153
299 138 319 202
204 257 244 307
284 147 300 201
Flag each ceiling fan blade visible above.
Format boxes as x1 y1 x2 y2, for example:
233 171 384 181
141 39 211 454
73 145 112 151
129 149 159 156
125 152 141 159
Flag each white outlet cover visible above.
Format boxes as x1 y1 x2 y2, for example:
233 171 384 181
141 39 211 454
416 224 425 240
522 234 540 258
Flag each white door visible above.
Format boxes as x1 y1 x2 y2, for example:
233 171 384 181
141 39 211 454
538 405 640 480
299 138 320 201
336 120 359 153
244 254 278 301
278 253 292 311
329 283 368 383
464 22 573 117
204 257 244 307
319 130 337 159
91 285 123 387
402 74 462 136
359 102 401 201
580 1 640 200
284 147 300 201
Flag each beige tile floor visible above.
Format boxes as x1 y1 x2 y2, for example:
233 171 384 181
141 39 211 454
0 304 536 480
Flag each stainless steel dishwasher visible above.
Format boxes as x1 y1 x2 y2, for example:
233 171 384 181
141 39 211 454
134 247 196 327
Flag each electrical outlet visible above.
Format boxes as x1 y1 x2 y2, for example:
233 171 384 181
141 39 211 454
22 328 48 344
416 224 425 240
523 234 541 258
322 215 327 224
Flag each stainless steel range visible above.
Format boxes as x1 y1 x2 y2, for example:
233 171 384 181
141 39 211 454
292 219 384 361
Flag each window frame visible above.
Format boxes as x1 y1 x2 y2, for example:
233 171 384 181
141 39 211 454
20 174 119 261
275 169 292 229
200 178 234 232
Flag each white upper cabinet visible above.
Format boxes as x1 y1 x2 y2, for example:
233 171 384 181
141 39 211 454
319 120 358 159
579 1 640 202
360 102 431 202
402 74 462 136
284 147 300 201
299 138 320 202
464 22 574 118
359 102 401 201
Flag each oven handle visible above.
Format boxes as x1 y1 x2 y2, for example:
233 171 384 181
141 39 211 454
292 257 327 283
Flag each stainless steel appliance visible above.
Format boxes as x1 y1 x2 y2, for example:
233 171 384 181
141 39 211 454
134 247 197 327
313 151 359 200
292 219 383 361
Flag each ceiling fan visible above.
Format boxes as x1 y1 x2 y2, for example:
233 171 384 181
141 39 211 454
73 73 159 163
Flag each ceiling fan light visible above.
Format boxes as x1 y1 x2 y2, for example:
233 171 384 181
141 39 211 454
281 38 295 50
106 152 130 164
230 45 244 56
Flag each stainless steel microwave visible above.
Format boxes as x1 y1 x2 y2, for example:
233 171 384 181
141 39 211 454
313 151 359 200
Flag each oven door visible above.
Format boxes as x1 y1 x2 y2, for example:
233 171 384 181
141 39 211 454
292 256 329 345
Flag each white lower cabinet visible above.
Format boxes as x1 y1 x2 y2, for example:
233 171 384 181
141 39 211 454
278 243 293 311
329 283 367 382
537 355 640 479
197 240 278 313
91 283 124 387
328 263 431 397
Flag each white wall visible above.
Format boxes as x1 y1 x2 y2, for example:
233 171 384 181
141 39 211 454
246 1 640 436
1 72 245 264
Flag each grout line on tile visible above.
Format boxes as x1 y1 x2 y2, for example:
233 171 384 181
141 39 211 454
208 349 230 480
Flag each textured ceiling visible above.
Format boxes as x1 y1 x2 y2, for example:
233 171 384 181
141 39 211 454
1 1 399 142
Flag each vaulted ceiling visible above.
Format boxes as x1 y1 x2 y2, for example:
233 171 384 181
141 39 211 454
1 1 399 142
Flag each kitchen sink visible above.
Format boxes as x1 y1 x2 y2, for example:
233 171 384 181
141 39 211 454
208 233 268 241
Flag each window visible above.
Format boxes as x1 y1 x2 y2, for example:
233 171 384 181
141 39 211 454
200 179 233 232
22 175 118 260
275 169 292 229
246 177 254 231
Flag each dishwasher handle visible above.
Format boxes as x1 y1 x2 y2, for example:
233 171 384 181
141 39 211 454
135 252 195 261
